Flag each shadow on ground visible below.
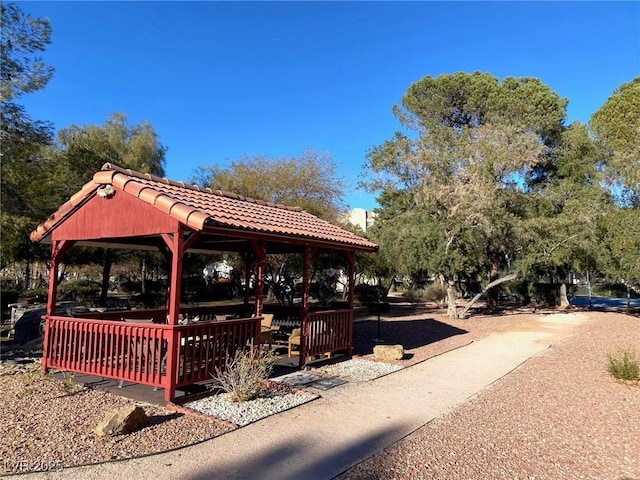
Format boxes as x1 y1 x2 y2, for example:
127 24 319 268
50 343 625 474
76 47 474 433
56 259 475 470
182 422 410 480
352 317 467 356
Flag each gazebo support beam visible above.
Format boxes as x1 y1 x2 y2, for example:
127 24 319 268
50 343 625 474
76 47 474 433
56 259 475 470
41 239 75 374
249 240 266 316
299 246 318 367
343 250 356 357
240 251 254 309
160 229 191 402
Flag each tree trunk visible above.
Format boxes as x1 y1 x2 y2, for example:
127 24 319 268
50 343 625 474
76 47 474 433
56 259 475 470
458 273 517 318
99 249 114 307
486 257 500 310
141 255 147 295
24 258 32 291
558 282 571 309
446 282 457 318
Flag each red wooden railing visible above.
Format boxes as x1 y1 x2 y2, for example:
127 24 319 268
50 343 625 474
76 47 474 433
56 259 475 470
302 309 353 361
42 306 353 399
42 313 260 400
174 317 260 386
44 316 172 387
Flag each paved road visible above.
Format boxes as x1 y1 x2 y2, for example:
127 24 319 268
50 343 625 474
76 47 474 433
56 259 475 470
23 313 589 480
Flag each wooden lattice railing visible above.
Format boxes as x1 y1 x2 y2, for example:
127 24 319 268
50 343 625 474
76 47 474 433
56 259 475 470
42 306 353 398
44 316 172 387
303 309 353 361
42 313 260 399
174 318 260 386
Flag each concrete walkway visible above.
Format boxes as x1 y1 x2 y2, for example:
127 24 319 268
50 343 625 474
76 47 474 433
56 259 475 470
26 313 588 480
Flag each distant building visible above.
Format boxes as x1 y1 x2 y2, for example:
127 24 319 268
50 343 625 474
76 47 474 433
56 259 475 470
346 208 376 233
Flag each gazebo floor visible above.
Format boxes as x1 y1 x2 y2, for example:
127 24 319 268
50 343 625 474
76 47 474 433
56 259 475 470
55 352 347 405
52 371 194 405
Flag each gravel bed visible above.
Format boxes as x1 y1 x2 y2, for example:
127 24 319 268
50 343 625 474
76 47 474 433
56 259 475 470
0 363 232 471
318 358 403 381
183 382 318 427
338 311 640 480
2 306 638 476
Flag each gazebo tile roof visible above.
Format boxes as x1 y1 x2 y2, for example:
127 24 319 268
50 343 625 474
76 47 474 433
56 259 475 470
92 170 118 185
137 187 163 205
153 194 178 215
30 163 377 251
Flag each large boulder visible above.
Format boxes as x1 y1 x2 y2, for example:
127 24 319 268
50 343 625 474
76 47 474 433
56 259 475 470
373 344 404 361
95 405 149 436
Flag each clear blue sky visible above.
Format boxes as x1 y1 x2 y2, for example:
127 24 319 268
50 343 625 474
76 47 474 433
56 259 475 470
17 1 640 211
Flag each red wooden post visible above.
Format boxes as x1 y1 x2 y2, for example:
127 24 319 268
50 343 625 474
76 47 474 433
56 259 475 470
161 231 184 401
243 253 253 308
42 240 73 374
344 251 356 357
250 240 265 317
299 246 316 367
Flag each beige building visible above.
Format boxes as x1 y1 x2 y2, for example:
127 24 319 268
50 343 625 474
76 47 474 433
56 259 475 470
346 208 376 233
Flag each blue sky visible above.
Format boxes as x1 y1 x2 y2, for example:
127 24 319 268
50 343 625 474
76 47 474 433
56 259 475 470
17 1 640 211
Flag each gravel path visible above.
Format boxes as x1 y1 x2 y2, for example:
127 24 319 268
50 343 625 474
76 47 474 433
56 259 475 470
338 311 640 480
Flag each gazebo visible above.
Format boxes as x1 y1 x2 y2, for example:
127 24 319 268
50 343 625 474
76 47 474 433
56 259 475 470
30 163 378 401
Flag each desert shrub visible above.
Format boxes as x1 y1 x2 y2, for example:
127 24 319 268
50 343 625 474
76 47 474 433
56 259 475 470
404 284 447 306
58 280 101 305
212 348 275 402
21 287 49 302
1 277 21 311
607 346 640 382
354 284 386 305
423 284 448 305
403 289 419 302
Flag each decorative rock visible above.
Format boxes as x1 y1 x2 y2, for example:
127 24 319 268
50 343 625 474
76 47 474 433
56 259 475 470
95 405 149 436
374 344 404 361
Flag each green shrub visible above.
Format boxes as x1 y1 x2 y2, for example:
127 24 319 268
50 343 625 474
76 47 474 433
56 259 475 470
404 284 448 306
212 348 275 402
607 346 640 382
354 284 386 305
1 286 21 311
22 280 103 306
403 288 425 302
58 371 81 395
58 280 101 305
423 284 448 305
21 287 49 302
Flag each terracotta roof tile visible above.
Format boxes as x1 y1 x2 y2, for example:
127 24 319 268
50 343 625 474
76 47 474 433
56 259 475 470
92 170 117 185
30 163 378 251
137 187 163 205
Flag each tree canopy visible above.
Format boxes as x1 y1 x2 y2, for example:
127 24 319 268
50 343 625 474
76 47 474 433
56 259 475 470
590 77 640 204
365 72 569 313
1 2 55 267
192 149 345 221
590 77 640 291
1 4 637 310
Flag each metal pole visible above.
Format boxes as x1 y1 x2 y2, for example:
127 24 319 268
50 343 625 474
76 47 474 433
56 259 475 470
372 303 383 343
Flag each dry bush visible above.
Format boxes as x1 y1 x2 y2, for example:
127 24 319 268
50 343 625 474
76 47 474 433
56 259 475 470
212 348 276 402
607 346 640 382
